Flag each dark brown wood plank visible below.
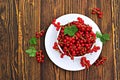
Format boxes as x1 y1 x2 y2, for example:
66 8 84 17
112 0 120 80
100 0 114 80
17 0 41 80
0 0 18 80
86 0 114 80
40 0 56 80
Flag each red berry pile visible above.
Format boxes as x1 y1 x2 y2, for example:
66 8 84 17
80 57 91 69
91 8 103 18
53 17 100 60
36 50 44 63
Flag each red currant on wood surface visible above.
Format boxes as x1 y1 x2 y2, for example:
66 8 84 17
36 50 44 63
94 56 107 66
35 30 46 38
91 8 103 18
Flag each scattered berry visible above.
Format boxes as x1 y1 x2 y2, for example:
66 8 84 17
53 42 59 50
36 50 44 63
35 30 46 38
36 32 40 38
80 57 91 69
94 56 107 66
52 19 61 31
91 8 103 18
89 45 100 53
60 54 65 58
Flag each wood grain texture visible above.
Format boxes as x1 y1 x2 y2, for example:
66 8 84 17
0 0 120 80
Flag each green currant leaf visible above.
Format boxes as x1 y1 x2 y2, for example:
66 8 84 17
100 37 106 43
64 25 78 36
29 37 37 45
25 48 33 54
102 34 110 40
96 32 110 43
96 31 102 38
25 47 37 57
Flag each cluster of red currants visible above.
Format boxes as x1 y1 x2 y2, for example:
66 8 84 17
91 8 103 18
53 42 59 50
55 17 99 60
80 57 91 69
52 19 61 31
89 45 100 53
36 30 45 38
94 56 107 66
36 50 44 63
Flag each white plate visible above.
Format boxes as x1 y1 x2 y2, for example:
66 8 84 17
45 14 102 71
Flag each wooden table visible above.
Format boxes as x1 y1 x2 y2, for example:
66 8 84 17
0 0 120 80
